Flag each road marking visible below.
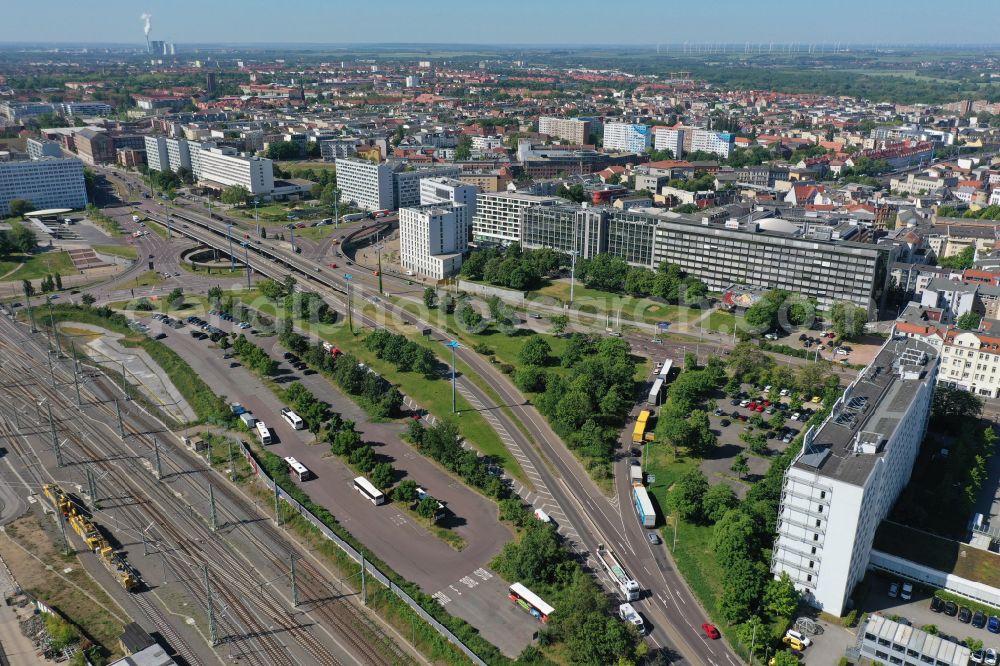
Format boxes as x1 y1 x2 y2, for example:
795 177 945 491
432 591 451 606
448 584 462 596
675 588 687 604
459 576 478 589
473 568 493 581
726 654 737 666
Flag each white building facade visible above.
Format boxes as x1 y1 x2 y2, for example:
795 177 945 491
419 176 478 235
770 338 939 615
399 204 467 279
0 157 88 216
653 127 684 157
690 129 735 158
603 122 651 153
393 165 462 209
335 157 395 211
26 138 64 160
471 192 561 245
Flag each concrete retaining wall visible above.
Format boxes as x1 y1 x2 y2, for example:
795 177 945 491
457 280 525 302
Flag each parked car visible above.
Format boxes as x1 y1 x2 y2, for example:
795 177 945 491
971 649 985 664
930 596 944 613
647 532 661 545
985 648 998 666
784 630 812 647
988 615 1000 633
888 582 900 598
973 610 987 628
959 606 973 623
714 409 725 416
901 582 913 600
720 419 730 427
944 600 958 616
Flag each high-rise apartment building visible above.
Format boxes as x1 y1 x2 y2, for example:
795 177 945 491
335 157 395 211
538 117 594 145
399 204 468 279
690 129 735 158
653 127 685 158
144 136 168 172
419 176 478 232
0 157 87 216
472 192 561 245
603 122 651 153
770 338 939 614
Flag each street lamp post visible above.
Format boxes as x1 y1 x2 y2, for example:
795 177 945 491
226 224 235 271
569 249 578 307
343 273 353 333
254 198 260 237
446 340 460 413
242 242 252 290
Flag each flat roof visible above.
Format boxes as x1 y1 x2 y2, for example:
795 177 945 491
26 208 72 216
792 338 938 486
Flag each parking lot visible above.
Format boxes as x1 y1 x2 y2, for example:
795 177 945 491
859 572 1000 655
699 384 819 496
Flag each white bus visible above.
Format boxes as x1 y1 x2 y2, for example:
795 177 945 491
284 456 313 481
632 483 656 528
596 544 640 601
281 407 304 430
415 487 446 523
255 421 272 445
353 476 385 505
508 583 554 623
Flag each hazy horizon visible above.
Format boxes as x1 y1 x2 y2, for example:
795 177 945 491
6 0 1000 48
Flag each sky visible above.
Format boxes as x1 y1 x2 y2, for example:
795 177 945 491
5 0 1000 47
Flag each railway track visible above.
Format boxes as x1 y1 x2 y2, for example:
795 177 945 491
0 311 412 666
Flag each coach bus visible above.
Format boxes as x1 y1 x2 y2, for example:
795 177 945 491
508 583 554 623
415 486 447 523
632 482 657 528
255 421 272 445
353 476 386 505
280 407 304 430
284 456 313 482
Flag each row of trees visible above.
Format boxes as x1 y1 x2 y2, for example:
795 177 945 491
300 343 404 419
406 419 508 499
576 255 707 302
325 418 395 490
364 329 438 376
232 334 278 375
526 334 637 475
283 382 330 434
492 501 640 665
460 244 563 291
264 141 321 160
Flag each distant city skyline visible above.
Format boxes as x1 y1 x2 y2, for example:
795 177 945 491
5 0 1000 47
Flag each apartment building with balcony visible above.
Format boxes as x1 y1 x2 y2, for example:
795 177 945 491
770 338 939 614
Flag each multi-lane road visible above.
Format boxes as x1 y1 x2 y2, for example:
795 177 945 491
96 170 742 666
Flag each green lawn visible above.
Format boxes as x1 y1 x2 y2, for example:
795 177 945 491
0 251 76 282
704 310 740 333
92 244 137 260
127 271 166 288
233 292 528 485
281 161 339 171
529 280 703 326
143 219 169 240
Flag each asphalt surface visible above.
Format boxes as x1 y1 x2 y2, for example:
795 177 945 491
127 309 537 656
98 179 738 666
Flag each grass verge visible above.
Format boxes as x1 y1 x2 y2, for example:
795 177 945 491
0 250 76 282
92 244 137 260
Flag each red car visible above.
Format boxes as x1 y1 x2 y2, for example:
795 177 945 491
748 402 758 410
328 262 338 268
701 623 720 640
755 405 765 412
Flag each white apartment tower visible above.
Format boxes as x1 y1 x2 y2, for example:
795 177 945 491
335 157 395 211
399 204 468 279
603 122 651 153
770 338 939 615
538 117 593 145
420 176 478 239
393 164 462 209
143 135 274 195
653 127 685 158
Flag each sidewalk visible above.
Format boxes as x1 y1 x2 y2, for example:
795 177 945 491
0 556 42 666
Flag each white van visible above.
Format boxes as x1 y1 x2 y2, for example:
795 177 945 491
784 629 812 647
